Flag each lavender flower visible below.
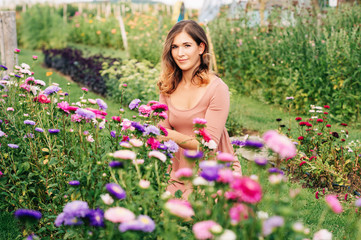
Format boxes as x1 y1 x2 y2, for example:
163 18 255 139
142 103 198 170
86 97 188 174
129 99 141 110
119 215 155 232
26 234 38 240
55 201 89 227
8 144 19 148
355 198 361 207
109 161 124 168
48 129 60 134
0 65 8 70
0 130 5 137
164 140 179 153
262 216 284 236
244 140 264 149
144 125 160 136
184 150 203 160
68 180 80 186
24 120 36 125
75 108 96 119
231 139 245 146
268 168 284 175
14 209 42 221
255 158 268 166
85 209 104 227
24 133 34 139
35 127 44 133
43 85 61 95
157 144 167 151
96 99 108 111
106 183 126 199
131 122 145 133
110 131 117 138
199 161 223 181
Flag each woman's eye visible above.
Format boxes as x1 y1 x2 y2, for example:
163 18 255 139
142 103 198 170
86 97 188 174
185 45 191 47
171 46 177 49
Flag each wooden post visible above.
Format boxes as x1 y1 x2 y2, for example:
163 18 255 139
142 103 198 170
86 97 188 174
63 3 67 23
0 11 18 75
205 25 218 73
116 6 129 57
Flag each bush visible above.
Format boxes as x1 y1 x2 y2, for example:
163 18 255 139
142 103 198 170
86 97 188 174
43 47 119 96
101 59 159 106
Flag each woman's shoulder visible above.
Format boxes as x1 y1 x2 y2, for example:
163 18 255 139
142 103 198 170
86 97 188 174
209 74 229 91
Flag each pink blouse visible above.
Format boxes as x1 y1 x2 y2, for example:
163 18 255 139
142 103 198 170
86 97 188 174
159 77 242 197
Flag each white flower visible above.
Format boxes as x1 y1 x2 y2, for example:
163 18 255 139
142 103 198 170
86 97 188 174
292 222 305 232
257 211 269 220
216 230 237 240
192 176 214 186
139 179 150 189
269 174 286 185
86 135 94 142
100 193 114 205
202 139 217 149
21 63 30 69
161 191 172 200
313 229 332 240
250 174 259 181
99 119 106 129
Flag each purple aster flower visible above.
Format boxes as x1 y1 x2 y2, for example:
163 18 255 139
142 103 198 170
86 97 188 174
86 209 104 227
54 200 90 227
355 198 361 207
268 168 284 175
131 121 145 133
15 74 22 78
158 144 167 151
110 131 117 138
48 129 60 134
75 108 96 119
24 120 36 125
199 161 223 181
262 216 284 236
8 144 19 148
23 133 34 139
106 183 126 199
64 92 68 96
0 65 8 70
43 85 61 95
68 180 80 186
109 161 124 168
96 99 108 111
144 125 160 136
231 139 245 146
167 153 174 159
164 140 179 153
244 140 264 149
35 127 44 133
14 209 42 221
255 158 268 166
55 212 83 227
129 99 141 110
0 130 5 137
26 234 38 240
119 215 155 232
184 150 203 160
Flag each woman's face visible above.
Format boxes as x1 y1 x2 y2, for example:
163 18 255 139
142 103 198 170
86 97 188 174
171 31 205 73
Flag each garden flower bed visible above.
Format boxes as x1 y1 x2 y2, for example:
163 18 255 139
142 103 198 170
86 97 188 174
1 51 361 239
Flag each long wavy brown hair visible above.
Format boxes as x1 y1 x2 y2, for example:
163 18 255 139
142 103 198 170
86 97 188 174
157 20 211 95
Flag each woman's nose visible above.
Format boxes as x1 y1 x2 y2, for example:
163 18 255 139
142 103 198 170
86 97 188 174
178 47 184 56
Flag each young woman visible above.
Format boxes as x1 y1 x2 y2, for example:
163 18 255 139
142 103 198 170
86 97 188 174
157 20 242 199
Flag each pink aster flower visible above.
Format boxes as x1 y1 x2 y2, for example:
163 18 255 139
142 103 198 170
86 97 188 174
148 150 166 162
147 137 160 150
139 179 150 189
193 118 207 125
71 114 82 122
325 195 342 214
7 107 14 111
153 111 168 119
129 138 143 147
138 104 152 115
192 220 219 240
104 207 135 223
263 130 296 159
58 101 70 113
230 177 262 203
112 150 136 160
217 152 235 162
175 168 193 179
217 169 234 183
165 199 194 219
150 103 168 112
199 128 212 142
81 87 88 92
112 116 122 122
229 203 249 225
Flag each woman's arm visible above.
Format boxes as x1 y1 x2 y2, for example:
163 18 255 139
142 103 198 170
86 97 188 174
158 129 199 150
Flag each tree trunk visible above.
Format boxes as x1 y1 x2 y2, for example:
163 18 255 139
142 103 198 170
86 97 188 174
0 11 18 76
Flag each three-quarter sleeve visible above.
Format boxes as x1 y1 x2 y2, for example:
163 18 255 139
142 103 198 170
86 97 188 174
205 82 230 146
159 94 172 129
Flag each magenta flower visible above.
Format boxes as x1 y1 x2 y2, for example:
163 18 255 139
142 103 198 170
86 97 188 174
229 203 248 225
192 220 219 240
315 191 319 199
263 130 296 159
230 177 262 203
151 103 168 112
325 195 342 214
193 118 207 127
